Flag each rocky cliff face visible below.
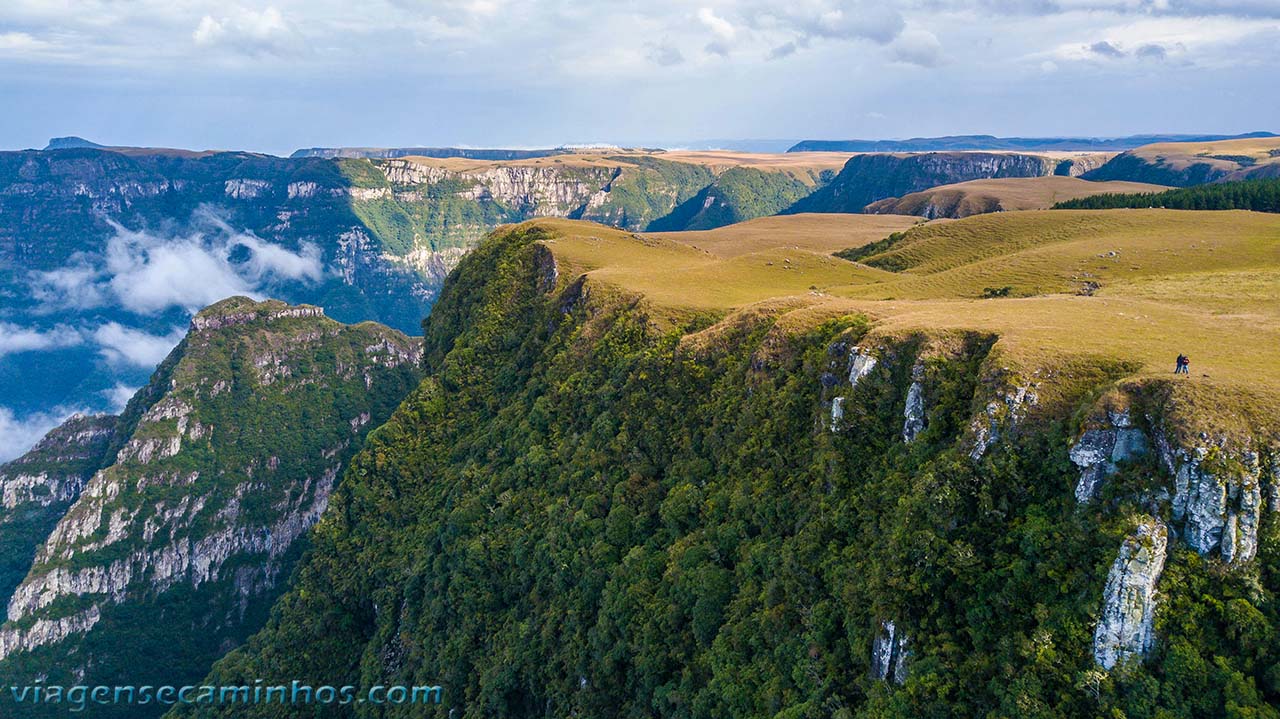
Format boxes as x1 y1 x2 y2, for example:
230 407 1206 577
0 414 118 620
0 297 421 712
1070 407 1149 502
786 152 1059 214
1092 517 1167 670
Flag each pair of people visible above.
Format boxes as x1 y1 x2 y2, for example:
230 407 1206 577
1175 354 1191 375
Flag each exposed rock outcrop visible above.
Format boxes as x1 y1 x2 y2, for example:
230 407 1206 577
1156 433 1268 564
871 620 909 684
1070 408 1149 502
0 414 116 511
847 346 878 387
969 379 1038 461
902 363 926 443
0 414 119 619
1093 517 1167 670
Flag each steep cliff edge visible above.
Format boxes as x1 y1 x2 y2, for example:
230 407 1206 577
0 414 118 619
783 152 1075 214
175 213 1280 718
0 298 421 717
1084 136 1280 187
1 148 843 428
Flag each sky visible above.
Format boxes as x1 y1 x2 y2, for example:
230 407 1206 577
1 0 1278 154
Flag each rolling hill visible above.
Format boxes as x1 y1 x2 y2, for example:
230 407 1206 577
1084 136 1280 186
864 176 1169 218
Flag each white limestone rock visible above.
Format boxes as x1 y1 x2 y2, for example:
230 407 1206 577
1093 517 1167 670
871 620 909 684
1070 409 1149 503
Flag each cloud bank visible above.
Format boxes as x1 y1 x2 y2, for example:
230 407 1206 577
32 212 326 316
0 322 83 357
0 406 87 463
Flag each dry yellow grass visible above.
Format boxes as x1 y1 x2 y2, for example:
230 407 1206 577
646 213 922 258
865 176 1169 217
1127 136 1280 172
391 149 854 177
528 209 1280 427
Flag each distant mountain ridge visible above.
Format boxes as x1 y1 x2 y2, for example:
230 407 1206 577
290 146 571 160
788 132 1277 153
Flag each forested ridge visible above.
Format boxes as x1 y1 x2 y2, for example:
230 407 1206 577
173 224 1280 719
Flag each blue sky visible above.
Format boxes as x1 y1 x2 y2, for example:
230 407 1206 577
1 0 1278 154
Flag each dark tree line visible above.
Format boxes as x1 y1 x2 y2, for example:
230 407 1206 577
1054 178 1280 213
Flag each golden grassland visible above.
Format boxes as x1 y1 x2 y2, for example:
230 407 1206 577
530 210 1280 429
648 213 922 258
1128 136 1280 172
392 149 855 180
865 176 1169 216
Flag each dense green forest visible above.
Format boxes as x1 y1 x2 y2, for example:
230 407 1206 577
1054 179 1280 213
646 167 819 231
170 225 1280 719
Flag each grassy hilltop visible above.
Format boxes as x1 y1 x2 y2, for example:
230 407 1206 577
864 176 1169 218
545 210 1280 409
1086 136 1280 186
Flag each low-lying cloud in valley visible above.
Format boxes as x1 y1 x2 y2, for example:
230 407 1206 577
0 322 83 356
93 323 187 368
1 211 329 462
0 406 88 463
32 210 327 315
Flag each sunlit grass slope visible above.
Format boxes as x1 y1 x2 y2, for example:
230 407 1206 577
864 176 1169 217
529 209 1280 423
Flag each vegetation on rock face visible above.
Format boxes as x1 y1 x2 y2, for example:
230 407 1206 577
1083 137 1280 187
1053 178 1280 213
0 298 422 718
646 168 817 231
0 414 118 620
171 220 1280 719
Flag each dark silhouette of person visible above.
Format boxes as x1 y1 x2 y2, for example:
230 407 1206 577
1175 354 1190 374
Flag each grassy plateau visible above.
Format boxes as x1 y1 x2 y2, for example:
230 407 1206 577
532 208 1280 427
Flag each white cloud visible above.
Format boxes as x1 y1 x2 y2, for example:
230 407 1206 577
0 406 87 463
1045 15 1278 63
92 322 185 368
191 6 299 57
891 28 943 67
647 40 686 66
698 7 737 39
103 383 140 413
0 322 83 356
31 212 327 316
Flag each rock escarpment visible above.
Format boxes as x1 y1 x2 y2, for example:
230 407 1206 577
1066 387 1280 676
785 152 1061 214
871 620 910 684
0 414 118 619
0 297 421 710
1092 517 1168 670
166 225 1280 719
1070 407 1149 502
